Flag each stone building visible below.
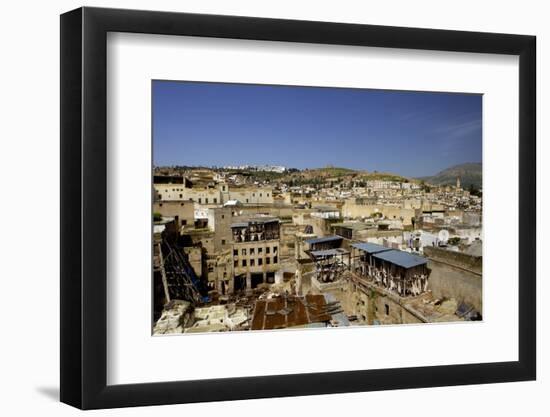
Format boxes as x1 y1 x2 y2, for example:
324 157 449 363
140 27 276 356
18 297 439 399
231 217 281 291
154 182 223 205
153 200 194 230
424 246 482 313
207 206 233 252
331 222 370 240
295 231 318 260
342 244 478 325
154 179 274 206
351 243 430 297
228 187 274 205
343 243 436 325
342 200 416 226
205 250 233 295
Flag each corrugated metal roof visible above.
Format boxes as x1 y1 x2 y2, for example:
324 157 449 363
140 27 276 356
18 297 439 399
310 248 349 258
253 218 279 224
372 250 427 269
230 217 279 228
251 294 331 330
305 235 343 245
230 222 248 228
351 242 393 254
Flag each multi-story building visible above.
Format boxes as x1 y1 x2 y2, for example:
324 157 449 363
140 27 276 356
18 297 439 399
154 180 273 206
227 187 273 205
207 207 233 252
153 200 194 229
230 217 281 291
154 182 224 205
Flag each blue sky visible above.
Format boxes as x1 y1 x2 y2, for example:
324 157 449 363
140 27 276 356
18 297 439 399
152 80 482 177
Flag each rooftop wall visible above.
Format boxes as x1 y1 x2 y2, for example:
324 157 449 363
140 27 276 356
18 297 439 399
425 246 482 313
424 246 482 274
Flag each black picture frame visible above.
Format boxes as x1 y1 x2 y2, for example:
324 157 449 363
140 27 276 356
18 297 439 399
60 6 536 410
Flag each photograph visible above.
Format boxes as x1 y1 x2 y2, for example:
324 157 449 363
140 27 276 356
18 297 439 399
0 0 542 413
152 80 483 335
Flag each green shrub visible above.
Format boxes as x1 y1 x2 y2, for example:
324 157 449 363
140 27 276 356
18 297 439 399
447 237 461 246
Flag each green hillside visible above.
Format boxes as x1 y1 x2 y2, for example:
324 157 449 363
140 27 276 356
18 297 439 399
419 162 482 189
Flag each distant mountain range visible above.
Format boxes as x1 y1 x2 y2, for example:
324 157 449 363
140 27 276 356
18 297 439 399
418 162 482 189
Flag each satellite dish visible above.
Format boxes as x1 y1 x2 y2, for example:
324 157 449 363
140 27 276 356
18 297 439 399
438 229 450 242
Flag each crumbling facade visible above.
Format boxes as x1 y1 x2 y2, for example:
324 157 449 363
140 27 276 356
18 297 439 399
231 217 281 292
305 235 351 291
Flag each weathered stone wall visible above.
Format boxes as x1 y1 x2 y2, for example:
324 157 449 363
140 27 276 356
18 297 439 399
342 202 415 225
280 222 300 258
360 229 404 240
240 205 295 219
232 240 281 278
184 246 202 277
424 246 482 273
228 188 274 205
207 207 233 253
371 294 406 324
401 305 424 324
154 184 221 203
345 282 423 325
293 214 336 237
153 200 194 229
424 246 482 312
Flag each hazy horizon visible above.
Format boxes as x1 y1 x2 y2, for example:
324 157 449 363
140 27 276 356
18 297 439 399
153 161 482 177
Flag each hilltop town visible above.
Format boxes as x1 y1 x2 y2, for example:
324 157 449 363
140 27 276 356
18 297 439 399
152 164 482 334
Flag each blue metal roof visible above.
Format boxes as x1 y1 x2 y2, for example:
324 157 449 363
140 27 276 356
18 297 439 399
305 235 343 245
351 242 392 254
372 250 427 269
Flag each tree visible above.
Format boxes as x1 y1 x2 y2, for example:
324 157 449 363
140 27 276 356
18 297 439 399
448 237 461 246
420 180 431 193
468 183 482 197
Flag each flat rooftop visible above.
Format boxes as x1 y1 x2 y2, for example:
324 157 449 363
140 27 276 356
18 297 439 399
313 205 340 212
310 248 349 258
230 217 280 228
373 249 428 269
305 235 343 245
351 242 393 254
251 294 332 330
331 222 370 230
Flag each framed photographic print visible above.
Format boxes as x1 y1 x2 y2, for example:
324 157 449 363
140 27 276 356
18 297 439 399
60 6 536 410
